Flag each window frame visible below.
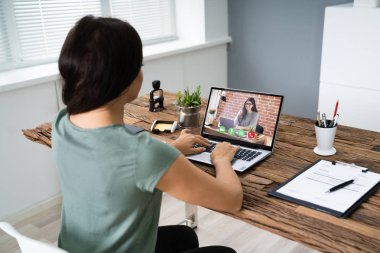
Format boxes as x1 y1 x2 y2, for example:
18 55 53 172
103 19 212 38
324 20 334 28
0 0 177 72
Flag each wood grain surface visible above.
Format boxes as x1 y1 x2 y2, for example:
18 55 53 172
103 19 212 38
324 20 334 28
22 92 380 253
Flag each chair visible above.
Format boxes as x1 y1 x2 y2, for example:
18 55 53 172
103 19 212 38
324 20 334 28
256 124 264 134
0 222 68 253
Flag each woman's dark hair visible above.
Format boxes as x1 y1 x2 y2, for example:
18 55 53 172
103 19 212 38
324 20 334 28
58 15 143 114
242 97 258 119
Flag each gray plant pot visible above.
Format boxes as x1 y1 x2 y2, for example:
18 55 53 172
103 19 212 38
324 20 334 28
176 105 202 128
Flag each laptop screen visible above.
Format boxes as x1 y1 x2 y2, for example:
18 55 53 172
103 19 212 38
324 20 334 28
201 87 284 151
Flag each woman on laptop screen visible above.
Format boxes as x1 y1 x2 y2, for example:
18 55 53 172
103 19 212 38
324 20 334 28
234 97 260 131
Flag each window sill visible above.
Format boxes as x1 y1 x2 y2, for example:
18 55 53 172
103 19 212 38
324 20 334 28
143 37 231 61
0 37 231 93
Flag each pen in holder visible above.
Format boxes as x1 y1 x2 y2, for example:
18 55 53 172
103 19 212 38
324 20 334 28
314 120 337 156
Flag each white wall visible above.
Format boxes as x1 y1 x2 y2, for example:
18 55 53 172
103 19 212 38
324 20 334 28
0 82 61 219
0 0 229 220
175 0 205 42
142 45 228 97
205 0 228 41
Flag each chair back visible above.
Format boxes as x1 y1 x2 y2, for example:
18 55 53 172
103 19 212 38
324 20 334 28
256 124 264 134
0 222 68 253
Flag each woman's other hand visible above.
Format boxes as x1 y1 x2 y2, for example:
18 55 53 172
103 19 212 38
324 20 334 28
211 142 239 166
172 129 210 155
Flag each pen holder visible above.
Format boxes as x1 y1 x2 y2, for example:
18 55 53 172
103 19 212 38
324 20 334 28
314 120 337 156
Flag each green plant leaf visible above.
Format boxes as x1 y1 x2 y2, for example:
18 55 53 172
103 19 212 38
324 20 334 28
176 85 202 107
176 91 182 105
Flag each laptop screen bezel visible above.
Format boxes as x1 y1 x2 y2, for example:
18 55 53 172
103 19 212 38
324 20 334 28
200 87 284 152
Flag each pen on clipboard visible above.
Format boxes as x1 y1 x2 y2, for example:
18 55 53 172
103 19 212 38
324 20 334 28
326 179 355 193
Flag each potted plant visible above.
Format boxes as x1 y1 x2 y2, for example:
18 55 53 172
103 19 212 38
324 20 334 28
206 108 216 125
176 86 202 128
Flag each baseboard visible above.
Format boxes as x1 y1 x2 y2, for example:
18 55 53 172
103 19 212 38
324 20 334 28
3 194 62 223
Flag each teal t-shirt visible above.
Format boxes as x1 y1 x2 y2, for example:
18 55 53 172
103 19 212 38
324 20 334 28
52 109 180 253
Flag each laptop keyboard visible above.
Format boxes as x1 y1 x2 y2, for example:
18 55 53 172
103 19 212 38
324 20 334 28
193 143 262 161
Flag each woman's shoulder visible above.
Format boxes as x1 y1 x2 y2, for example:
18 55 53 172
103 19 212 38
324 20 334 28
52 108 69 135
53 108 68 124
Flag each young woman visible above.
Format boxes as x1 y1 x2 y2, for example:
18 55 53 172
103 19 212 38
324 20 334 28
234 97 259 131
52 16 242 253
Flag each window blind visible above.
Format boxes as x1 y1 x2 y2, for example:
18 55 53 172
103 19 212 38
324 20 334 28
1 0 176 70
111 0 176 45
0 1 12 65
12 0 102 62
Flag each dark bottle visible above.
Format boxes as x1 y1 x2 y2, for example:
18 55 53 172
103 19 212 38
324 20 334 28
149 80 164 112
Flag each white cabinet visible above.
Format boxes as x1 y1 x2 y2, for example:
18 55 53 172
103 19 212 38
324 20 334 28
318 4 380 132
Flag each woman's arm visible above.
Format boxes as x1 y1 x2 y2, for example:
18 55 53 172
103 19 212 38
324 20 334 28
235 126 250 131
171 129 210 155
156 142 243 213
233 110 242 128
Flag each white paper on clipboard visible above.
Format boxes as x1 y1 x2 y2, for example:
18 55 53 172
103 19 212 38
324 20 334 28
276 160 380 213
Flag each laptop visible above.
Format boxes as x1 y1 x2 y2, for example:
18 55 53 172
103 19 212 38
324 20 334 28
187 87 284 172
219 117 235 130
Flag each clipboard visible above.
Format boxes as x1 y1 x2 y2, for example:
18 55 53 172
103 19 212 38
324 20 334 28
268 159 380 218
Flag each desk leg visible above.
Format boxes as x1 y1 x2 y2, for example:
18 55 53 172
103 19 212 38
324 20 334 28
179 203 198 229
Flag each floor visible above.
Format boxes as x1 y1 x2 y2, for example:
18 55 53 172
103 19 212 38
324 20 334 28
0 194 320 253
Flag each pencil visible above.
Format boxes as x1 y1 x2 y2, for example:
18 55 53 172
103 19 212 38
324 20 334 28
317 111 321 127
333 100 339 118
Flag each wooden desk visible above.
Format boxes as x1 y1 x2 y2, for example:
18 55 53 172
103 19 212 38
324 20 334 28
23 92 380 253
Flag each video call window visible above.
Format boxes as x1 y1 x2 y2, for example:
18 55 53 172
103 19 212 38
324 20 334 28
203 89 282 147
